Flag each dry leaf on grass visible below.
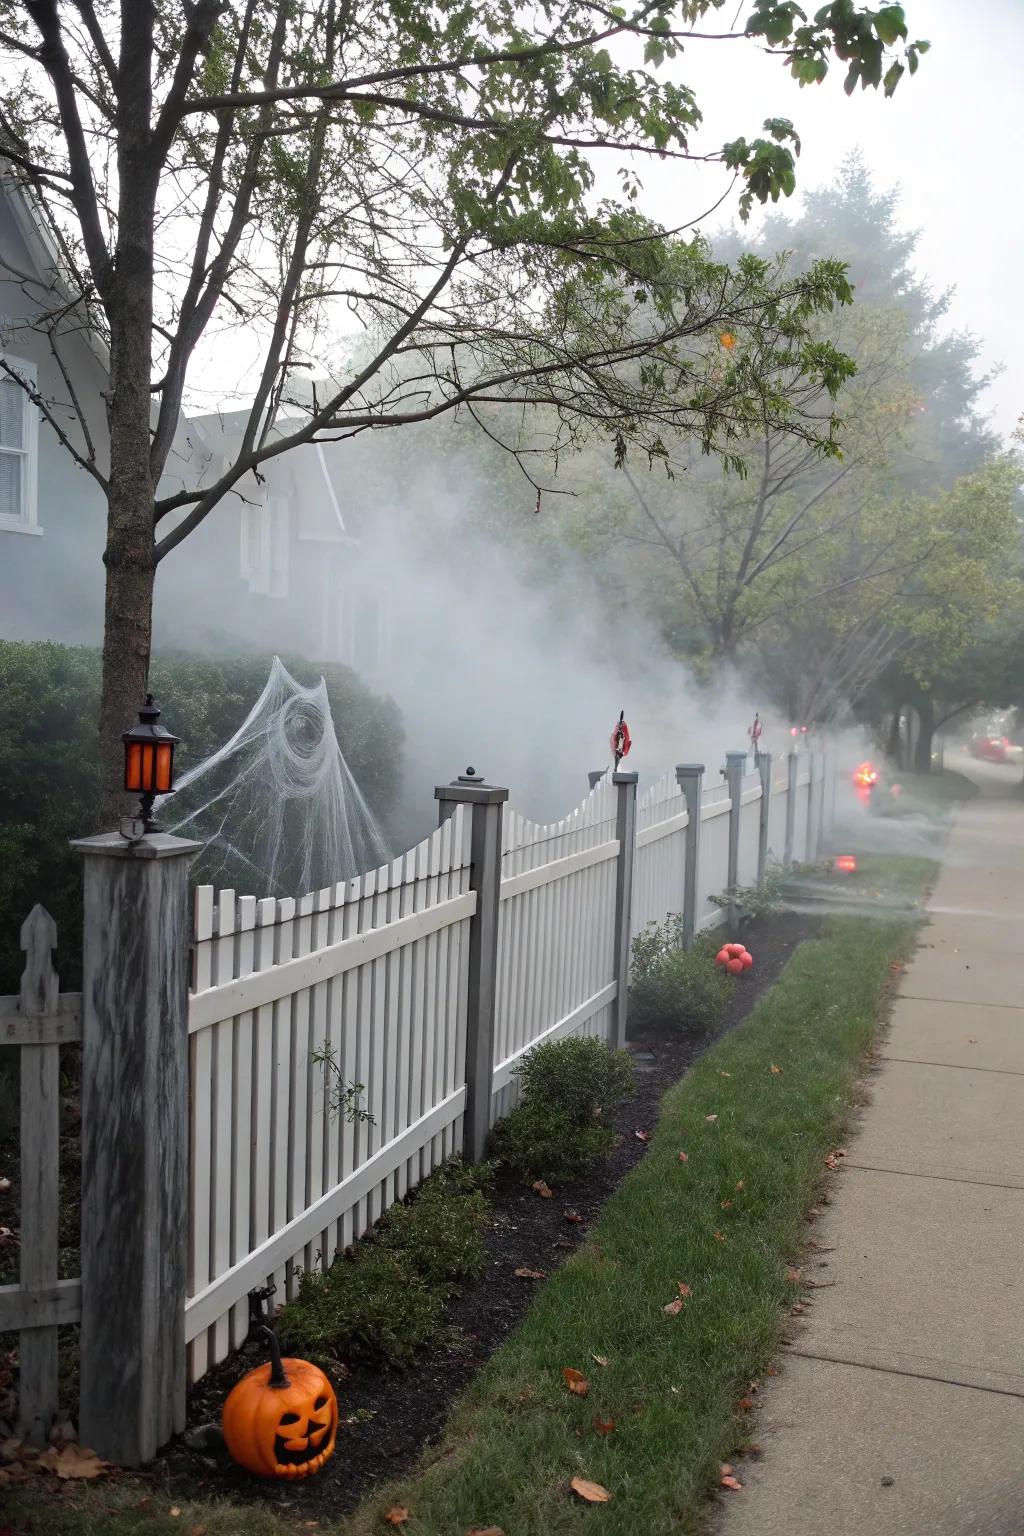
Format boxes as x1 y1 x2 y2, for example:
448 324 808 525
663 1297 685 1316
705 1114 718 1123
735 1180 745 1192
714 1231 726 1243
677 1282 691 1297
189 1526 207 1536
564 1209 582 1224
720 1199 733 1210
514 1268 546 1280
738 1398 754 1412
592 1354 610 1367
532 1180 553 1199
385 1509 411 1526
634 1129 650 1142
562 1368 589 1397
677 1151 688 1163
786 1267 802 1284
570 1476 612 1503
718 1071 732 1078
169 1510 181 1520
770 1064 783 1075
466 1528 506 1535
721 1474 744 1491
593 1418 616 1436
38 1445 109 1481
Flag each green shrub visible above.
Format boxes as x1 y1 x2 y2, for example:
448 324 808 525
628 919 732 1034
277 1247 444 1367
0 640 403 990
709 857 787 925
490 1034 635 1184
275 1158 491 1366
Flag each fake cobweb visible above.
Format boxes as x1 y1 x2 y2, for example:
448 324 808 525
161 656 389 898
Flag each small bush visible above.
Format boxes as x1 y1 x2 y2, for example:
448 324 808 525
709 857 787 925
628 919 732 1035
277 1247 444 1367
275 1158 491 1366
490 1035 635 1184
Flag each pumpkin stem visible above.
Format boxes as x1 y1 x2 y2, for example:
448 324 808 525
259 1324 290 1388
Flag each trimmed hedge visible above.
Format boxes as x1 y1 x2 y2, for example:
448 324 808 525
0 640 403 991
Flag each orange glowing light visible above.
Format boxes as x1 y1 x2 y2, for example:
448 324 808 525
852 761 879 789
834 855 857 873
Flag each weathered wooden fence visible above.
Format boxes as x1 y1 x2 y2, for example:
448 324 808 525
2 745 833 1459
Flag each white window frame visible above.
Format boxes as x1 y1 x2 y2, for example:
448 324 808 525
0 356 40 536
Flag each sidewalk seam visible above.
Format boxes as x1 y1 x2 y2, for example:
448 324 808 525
877 1056 1024 1078
787 1349 1024 1401
844 1162 1024 1192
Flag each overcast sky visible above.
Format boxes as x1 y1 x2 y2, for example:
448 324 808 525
626 0 1023 443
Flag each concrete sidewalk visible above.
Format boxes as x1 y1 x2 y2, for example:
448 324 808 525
712 770 1024 1536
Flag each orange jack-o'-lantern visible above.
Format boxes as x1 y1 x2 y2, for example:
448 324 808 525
223 1300 338 1479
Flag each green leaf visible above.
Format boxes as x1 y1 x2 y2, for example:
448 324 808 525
874 6 907 46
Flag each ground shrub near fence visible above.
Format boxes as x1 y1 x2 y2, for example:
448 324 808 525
276 1159 491 1368
489 1036 635 1185
0 640 403 991
628 917 733 1035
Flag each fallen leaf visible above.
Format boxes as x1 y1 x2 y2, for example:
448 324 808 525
718 1071 732 1078
570 1476 611 1503
40 1445 109 1481
532 1180 553 1199
677 1282 691 1297
720 1200 733 1210
663 1297 685 1316
786 1267 802 1284
634 1129 650 1142
0 1178 9 1194
562 1368 590 1397
554 1239 575 1249
738 1398 754 1411
967 1038 977 1044
593 1418 616 1435
677 1151 689 1163
189 1526 207 1536
719 331 737 350
169 1511 182 1521
564 1209 582 1224
705 1114 718 1123
466 1528 506 1535
721 1475 743 1491
735 1180 745 1192
592 1355 610 1367
721 1463 733 1475
714 1231 726 1243
770 1064 783 1076
514 1268 546 1280
385 1509 411 1527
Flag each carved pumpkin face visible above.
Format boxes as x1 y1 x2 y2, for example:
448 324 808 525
222 1358 338 1479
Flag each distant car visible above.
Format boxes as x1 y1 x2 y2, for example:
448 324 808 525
968 732 1024 765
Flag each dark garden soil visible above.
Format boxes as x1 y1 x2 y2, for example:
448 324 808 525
146 909 819 1522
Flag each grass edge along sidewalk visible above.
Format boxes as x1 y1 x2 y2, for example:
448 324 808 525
343 855 936 1536
2 854 934 1536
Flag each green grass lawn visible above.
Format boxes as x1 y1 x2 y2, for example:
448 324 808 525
5 857 933 1536
874 766 977 819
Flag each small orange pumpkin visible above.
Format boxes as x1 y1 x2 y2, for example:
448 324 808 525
223 1308 338 1479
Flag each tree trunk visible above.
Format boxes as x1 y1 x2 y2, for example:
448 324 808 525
886 708 902 764
913 695 935 774
98 515 156 825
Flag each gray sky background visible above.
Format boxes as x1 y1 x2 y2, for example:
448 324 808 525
625 0 1022 443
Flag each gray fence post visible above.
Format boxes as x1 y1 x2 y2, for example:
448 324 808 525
435 769 508 1162
784 750 799 866
805 752 820 862
71 830 201 1467
675 762 704 949
611 771 638 1049
757 750 773 886
588 768 608 790
724 750 747 895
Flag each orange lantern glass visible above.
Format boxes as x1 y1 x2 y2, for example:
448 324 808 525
122 694 179 831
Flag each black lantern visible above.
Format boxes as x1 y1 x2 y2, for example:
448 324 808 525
122 694 179 833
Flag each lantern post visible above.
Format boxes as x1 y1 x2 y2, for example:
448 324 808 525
72 695 200 1466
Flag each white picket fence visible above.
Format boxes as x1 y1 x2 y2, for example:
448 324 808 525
184 750 827 1385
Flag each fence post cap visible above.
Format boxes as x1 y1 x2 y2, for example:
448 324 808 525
675 762 705 779
435 774 509 806
70 831 204 860
725 750 748 766
611 770 639 786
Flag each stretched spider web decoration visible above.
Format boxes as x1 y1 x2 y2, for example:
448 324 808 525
161 656 389 898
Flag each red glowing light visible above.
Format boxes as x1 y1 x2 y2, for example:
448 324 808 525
835 855 857 873
852 761 879 789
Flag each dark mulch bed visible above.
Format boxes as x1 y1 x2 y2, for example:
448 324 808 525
148 910 818 1521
